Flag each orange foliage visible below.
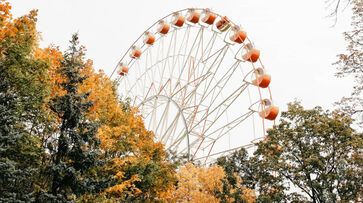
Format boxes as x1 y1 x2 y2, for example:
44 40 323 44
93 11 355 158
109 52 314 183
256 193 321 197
79 65 177 199
105 173 142 199
78 61 118 122
1 0 59 131
37 42 176 199
0 0 12 25
97 106 176 200
172 163 224 202
0 0 39 48
171 163 256 202
34 47 65 97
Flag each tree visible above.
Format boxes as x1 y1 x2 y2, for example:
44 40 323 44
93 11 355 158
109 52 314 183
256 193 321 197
70 55 177 201
333 0 362 126
216 148 296 203
0 2 48 201
0 1 178 201
325 0 352 25
35 30 177 202
253 102 362 202
96 105 177 201
35 34 105 201
217 148 257 190
216 148 262 203
170 163 256 203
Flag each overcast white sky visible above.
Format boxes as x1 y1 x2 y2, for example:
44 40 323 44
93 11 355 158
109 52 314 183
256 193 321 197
12 0 354 112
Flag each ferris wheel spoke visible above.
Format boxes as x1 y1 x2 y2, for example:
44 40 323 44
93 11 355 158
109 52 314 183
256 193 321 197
193 46 229 105
160 31 176 88
187 60 239 111
170 31 178 72
143 100 166 119
158 78 171 96
189 141 214 161
174 45 229 109
146 45 154 86
170 68 211 107
157 36 166 88
200 47 230 97
198 64 241 118
177 71 226 126
181 131 215 154
190 82 248 134
163 111 184 147
171 27 190 83
173 27 203 93
163 115 183 148
203 84 250 135
192 61 240 115
205 110 254 140
188 28 204 73
169 69 211 100
147 97 158 130
154 99 171 137
182 29 212 90
125 62 145 97
167 127 189 152
131 54 190 93
200 32 218 63
180 26 192 70
194 32 218 77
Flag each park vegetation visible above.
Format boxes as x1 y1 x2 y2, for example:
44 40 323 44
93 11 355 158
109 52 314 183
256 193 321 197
0 0 361 202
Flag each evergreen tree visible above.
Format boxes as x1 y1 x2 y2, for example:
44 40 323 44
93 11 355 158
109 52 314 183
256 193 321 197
0 79 43 202
38 34 104 201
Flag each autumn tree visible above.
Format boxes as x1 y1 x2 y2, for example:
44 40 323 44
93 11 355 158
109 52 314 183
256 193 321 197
69 50 177 201
33 34 106 201
252 102 362 202
93 102 177 201
34 31 177 201
170 163 256 203
0 1 49 201
333 0 362 126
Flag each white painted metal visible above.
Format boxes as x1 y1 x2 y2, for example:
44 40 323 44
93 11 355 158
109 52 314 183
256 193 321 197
111 8 275 163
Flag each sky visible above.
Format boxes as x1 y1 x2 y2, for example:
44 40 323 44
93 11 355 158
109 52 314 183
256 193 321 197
11 1 355 155
12 0 354 112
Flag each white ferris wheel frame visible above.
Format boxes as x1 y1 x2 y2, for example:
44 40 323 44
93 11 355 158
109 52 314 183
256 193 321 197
110 8 277 163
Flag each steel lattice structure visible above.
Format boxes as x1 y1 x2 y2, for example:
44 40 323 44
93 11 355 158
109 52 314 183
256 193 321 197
110 8 279 163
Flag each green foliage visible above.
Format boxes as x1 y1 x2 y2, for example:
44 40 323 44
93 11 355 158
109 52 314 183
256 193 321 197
0 8 47 201
37 34 106 201
218 102 362 202
216 148 256 203
0 79 43 202
217 148 256 189
256 102 362 202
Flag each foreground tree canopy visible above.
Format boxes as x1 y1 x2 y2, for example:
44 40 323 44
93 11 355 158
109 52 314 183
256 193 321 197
218 102 363 202
1 0 361 202
0 2 177 201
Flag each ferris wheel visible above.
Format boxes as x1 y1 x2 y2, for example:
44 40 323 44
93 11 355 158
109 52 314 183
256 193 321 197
110 8 279 163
